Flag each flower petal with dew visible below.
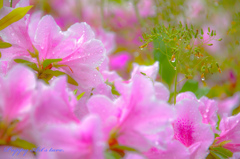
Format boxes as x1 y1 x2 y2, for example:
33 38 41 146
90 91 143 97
173 99 214 159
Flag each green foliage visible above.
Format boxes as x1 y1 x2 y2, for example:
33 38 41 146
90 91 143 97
14 59 38 71
153 37 175 87
105 81 121 96
0 6 33 31
0 0 3 9
105 150 122 159
179 80 210 99
207 147 233 159
0 42 12 48
111 145 139 153
141 22 221 86
42 59 62 69
43 69 78 86
9 138 37 150
77 92 85 100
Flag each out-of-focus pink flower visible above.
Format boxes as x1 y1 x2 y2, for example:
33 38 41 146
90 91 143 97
217 93 240 117
173 99 214 159
95 28 116 55
230 152 240 159
32 76 79 128
109 52 131 70
0 65 36 124
131 62 159 80
0 65 36 145
38 115 105 159
87 75 175 152
216 113 240 152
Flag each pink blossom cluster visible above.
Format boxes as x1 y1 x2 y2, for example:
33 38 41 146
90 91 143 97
0 0 240 159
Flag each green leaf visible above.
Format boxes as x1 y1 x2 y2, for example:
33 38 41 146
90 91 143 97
66 74 78 86
77 92 85 100
211 147 233 158
10 138 36 150
14 59 38 71
111 145 139 153
44 69 78 86
0 0 3 10
105 151 122 159
42 58 62 69
153 37 175 87
0 6 33 31
195 87 210 99
73 89 78 95
0 42 12 48
179 80 198 93
209 151 224 159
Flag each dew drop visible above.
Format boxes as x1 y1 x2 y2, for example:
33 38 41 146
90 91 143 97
171 57 176 63
201 77 205 81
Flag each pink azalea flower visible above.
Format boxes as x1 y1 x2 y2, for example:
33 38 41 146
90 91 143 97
38 115 105 159
173 99 214 159
87 74 175 152
177 92 219 133
216 113 240 152
131 62 169 101
144 140 190 159
143 125 190 159
0 3 106 90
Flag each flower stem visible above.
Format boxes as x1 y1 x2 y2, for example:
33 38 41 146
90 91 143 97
174 64 178 105
10 0 12 7
133 0 143 27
